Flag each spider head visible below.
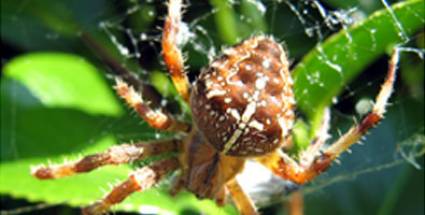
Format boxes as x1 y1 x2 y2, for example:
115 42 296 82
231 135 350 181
190 36 296 157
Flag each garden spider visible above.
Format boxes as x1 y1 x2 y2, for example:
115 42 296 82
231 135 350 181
32 0 400 214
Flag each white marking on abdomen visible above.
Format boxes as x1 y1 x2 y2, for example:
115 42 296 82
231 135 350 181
249 119 264 131
223 102 257 153
206 89 226 99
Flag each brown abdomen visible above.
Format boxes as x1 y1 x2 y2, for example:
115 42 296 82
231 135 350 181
191 36 295 157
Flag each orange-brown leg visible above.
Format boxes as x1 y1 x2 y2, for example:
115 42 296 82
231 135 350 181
82 158 179 215
226 179 259 215
79 32 187 133
257 49 400 185
169 173 185 196
32 139 180 179
115 78 190 132
162 0 190 102
299 108 330 168
214 186 227 206
287 191 304 215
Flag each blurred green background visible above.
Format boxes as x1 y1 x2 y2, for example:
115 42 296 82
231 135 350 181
1 0 424 215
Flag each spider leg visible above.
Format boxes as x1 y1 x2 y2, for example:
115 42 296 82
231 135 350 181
162 0 191 102
82 158 179 215
257 49 400 185
115 78 190 132
80 32 190 132
287 191 304 215
32 139 180 179
226 179 259 215
299 108 331 168
169 173 185 196
214 186 227 206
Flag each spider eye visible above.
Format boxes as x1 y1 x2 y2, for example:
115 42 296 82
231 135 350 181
190 36 296 156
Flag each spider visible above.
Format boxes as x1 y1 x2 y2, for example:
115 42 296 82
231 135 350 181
32 0 400 214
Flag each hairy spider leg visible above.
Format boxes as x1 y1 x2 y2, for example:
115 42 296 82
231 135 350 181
257 49 400 185
82 158 179 215
32 139 180 179
287 190 304 215
115 78 191 132
162 0 191 102
226 179 259 215
214 186 227 206
169 173 185 196
299 108 331 168
80 31 192 132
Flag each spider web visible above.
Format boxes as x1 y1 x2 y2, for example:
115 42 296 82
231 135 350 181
1 0 424 215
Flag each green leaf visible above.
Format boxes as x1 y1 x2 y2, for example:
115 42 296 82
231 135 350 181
293 0 425 130
209 0 239 44
0 52 236 214
240 0 267 33
3 52 122 116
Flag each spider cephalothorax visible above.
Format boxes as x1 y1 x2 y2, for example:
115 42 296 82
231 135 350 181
32 0 400 214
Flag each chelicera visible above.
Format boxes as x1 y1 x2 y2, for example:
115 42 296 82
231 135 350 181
32 0 400 214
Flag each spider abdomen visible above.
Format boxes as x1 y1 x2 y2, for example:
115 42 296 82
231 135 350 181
191 36 295 156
